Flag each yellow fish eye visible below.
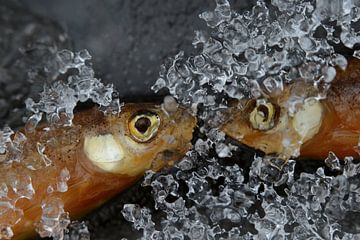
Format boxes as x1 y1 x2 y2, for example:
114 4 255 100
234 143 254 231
249 100 277 131
128 111 161 142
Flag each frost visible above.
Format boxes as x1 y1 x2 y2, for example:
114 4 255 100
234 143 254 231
0 47 122 238
133 1 360 235
0 46 122 239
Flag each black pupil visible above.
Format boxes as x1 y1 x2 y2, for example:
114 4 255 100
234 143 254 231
135 117 151 133
257 105 269 121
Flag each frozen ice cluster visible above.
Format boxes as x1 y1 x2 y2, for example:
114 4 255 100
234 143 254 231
152 0 360 116
25 49 121 128
0 3 72 128
123 149 360 239
122 0 360 239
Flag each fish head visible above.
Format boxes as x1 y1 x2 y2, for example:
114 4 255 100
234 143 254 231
222 81 324 159
82 103 196 176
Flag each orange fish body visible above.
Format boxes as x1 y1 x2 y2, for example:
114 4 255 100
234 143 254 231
0 103 196 239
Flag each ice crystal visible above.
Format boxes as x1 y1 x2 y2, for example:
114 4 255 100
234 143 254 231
9 174 35 200
324 151 342 171
124 146 360 239
25 49 121 127
152 0 360 121
56 168 70 193
35 198 70 240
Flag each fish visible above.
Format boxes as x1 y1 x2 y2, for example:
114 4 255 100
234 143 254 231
222 58 360 161
0 102 196 239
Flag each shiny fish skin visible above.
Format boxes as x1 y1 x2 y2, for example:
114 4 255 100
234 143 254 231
0 103 196 239
300 59 360 159
222 58 360 160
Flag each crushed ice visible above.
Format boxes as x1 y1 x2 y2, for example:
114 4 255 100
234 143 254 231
152 0 360 113
123 0 360 239
123 151 360 239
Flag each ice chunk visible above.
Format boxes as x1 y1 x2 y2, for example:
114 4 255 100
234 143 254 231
0 200 23 227
354 49 360 59
322 66 337 83
9 174 35 200
0 127 14 154
194 139 211 156
162 96 179 114
26 49 121 127
35 198 70 239
324 151 342 171
0 183 8 198
56 168 70 193
121 204 155 239
36 142 52 167
215 142 232 158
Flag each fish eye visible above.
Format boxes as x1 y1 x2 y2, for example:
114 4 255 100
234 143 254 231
249 100 277 131
128 111 160 142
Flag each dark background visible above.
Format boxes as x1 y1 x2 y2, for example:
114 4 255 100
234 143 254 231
16 0 254 100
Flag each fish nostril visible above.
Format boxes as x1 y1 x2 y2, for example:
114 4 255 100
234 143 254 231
150 149 177 171
161 150 175 160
